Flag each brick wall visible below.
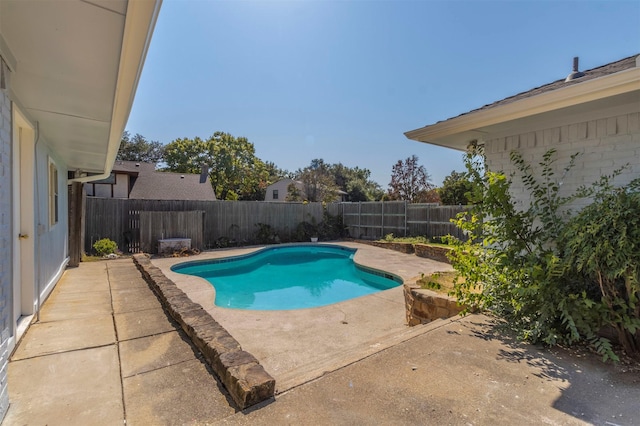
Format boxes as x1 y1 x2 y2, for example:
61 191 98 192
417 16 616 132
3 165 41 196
484 112 640 210
0 58 12 419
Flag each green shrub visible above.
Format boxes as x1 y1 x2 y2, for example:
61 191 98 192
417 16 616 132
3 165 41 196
447 145 639 362
559 178 640 358
93 238 118 256
254 223 278 244
294 211 346 242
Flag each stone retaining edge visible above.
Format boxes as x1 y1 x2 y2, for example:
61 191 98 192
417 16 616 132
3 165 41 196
132 254 275 409
403 282 465 326
348 239 452 264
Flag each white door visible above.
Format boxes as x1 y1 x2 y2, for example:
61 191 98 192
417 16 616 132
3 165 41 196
11 107 35 344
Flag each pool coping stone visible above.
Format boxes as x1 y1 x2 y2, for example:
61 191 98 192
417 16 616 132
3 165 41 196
132 253 275 409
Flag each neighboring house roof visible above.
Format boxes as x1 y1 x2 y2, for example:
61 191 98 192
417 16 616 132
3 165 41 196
112 160 157 174
266 178 299 188
273 179 302 189
405 54 640 150
128 171 217 201
108 161 216 201
0 1 161 179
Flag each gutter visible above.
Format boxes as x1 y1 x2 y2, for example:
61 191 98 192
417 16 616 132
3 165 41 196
405 64 640 144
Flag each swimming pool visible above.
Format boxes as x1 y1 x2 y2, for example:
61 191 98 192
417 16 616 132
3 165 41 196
171 244 402 310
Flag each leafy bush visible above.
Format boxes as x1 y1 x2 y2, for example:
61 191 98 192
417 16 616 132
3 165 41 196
447 145 639 361
559 178 640 358
318 211 347 240
294 211 347 242
254 223 279 244
93 238 118 256
295 220 317 241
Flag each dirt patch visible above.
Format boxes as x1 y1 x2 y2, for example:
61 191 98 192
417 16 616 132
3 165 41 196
417 271 460 295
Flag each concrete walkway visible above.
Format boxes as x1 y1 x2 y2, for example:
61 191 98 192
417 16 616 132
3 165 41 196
5 259 237 425
5 252 640 425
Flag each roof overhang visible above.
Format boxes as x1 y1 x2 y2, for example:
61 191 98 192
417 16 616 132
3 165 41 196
405 62 640 151
0 0 161 182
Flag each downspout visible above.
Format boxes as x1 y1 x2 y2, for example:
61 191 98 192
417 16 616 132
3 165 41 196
33 121 41 322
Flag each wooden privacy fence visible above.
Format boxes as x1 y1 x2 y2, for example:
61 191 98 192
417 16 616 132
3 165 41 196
84 198 467 254
85 198 326 254
340 201 467 241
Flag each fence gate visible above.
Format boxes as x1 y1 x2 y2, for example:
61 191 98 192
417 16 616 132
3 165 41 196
139 210 204 253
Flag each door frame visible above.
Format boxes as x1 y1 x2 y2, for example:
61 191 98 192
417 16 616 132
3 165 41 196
10 105 36 351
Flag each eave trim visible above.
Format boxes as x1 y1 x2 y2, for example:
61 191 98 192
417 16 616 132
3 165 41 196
71 0 162 183
405 66 640 145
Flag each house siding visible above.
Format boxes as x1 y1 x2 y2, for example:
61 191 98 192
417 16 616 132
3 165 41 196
35 143 69 302
484 111 640 210
265 179 301 202
0 60 12 419
88 173 130 198
0 57 70 422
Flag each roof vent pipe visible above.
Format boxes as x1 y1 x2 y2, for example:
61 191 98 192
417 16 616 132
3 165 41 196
565 57 585 82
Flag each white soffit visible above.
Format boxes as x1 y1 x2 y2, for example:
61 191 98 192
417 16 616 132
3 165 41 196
0 0 161 176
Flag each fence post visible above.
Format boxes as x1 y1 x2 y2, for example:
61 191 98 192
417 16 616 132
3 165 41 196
404 200 408 237
426 204 431 239
381 200 384 238
358 202 361 238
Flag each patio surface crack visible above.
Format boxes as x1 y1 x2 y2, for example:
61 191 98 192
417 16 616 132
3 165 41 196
106 263 128 424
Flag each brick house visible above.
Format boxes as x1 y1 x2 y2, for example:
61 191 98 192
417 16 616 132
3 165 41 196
405 55 640 209
0 1 161 419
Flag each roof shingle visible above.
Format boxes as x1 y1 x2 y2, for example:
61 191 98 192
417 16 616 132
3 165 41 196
437 54 639 124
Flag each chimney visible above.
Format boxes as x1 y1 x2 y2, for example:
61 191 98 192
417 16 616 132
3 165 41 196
565 57 585 82
199 165 209 184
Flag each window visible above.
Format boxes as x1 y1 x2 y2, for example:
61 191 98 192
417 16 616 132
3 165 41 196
49 159 58 226
272 189 278 200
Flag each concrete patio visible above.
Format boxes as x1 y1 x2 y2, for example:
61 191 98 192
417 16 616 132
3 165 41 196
150 242 455 392
4 244 639 425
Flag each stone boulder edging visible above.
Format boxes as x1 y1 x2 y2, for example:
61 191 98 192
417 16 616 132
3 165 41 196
412 243 452 264
348 239 452 263
363 240 415 254
132 254 275 409
403 282 465 326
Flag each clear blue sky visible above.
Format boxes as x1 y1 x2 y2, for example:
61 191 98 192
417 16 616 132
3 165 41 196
126 0 640 188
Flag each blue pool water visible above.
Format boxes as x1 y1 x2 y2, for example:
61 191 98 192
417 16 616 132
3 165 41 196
171 244 401 310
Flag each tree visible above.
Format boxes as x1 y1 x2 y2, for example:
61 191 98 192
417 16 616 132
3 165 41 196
291 159 341 203
329 163 384 201
163 132 275 201
285 160 383 202
162 136 208 173
417 188 441 203
286 182 304 202
116 131 164 163
387 155 433 202
438 170 473 205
